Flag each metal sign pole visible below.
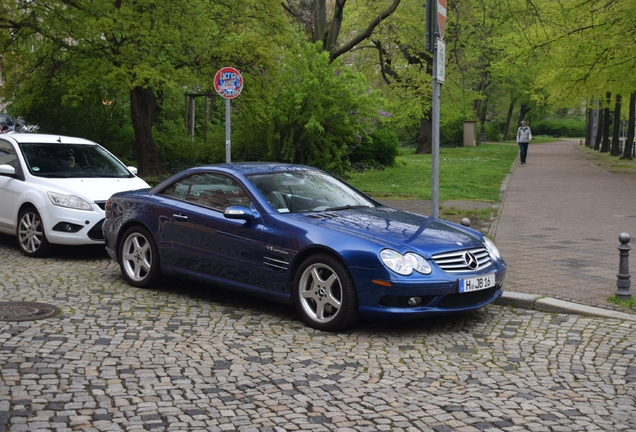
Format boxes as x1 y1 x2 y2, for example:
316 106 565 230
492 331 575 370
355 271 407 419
225 98 231 163
431 40 440 219
214 67 243 164
430 0 445 219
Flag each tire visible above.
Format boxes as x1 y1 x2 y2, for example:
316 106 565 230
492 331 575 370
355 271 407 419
293 253 360 331
118 226 161 288
17 207 51 257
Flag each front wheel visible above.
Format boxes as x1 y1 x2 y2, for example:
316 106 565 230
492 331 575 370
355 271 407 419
119 226 161 288
17 207 51 257
293 254 360 331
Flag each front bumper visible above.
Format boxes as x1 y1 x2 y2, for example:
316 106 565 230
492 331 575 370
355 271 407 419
350 264 507 320
40 203 106 245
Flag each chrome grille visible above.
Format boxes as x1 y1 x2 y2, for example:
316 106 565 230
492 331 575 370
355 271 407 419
264 256 289 271
432 247 491 273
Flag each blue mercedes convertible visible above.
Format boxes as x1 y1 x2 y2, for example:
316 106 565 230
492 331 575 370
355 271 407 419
103 163 506 331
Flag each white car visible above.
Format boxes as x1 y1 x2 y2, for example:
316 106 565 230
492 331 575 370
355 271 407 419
0 134 150 257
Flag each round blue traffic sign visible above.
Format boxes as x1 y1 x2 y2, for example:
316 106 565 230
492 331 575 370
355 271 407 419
214 67 243 99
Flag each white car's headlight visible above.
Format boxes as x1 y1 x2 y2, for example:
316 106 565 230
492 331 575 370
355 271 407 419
483 237 502 261
380 249 432 276
47 192 94 211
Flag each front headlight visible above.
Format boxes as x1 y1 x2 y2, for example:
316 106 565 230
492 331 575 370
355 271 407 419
47 192 94 211
380 249 432 276
483 237 502 261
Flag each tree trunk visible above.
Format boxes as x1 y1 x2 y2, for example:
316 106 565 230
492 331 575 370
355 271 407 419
600 92 611 153
585 107 593 147
130 86 163 176
611 94 622 156
594 100 603 150
503 101 515 141
478 96 489 141
623 90 636 160
517 104 531 126
472 74 489 121
313 0 327 44
415 116 432 154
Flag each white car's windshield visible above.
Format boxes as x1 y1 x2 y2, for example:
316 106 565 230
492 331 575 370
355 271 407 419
20 143 133 178
248 170 375 213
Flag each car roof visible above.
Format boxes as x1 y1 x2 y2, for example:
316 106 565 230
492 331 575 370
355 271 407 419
190 162 317 176
0 133 98 145
149 162 320 194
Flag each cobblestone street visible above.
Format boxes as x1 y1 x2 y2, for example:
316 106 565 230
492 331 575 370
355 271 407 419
1 234 635 431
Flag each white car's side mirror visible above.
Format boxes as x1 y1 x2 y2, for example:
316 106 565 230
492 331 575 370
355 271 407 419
0 164 16 176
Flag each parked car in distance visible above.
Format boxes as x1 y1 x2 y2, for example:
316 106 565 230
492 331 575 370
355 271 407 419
103 163 507 331
0 134 150 257
0 114 20 133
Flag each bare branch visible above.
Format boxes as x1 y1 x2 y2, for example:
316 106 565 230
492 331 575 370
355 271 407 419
329 0 401 62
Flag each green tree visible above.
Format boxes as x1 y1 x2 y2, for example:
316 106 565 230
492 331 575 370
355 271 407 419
271 42 377 175
0 0 287 176
532 1 636 100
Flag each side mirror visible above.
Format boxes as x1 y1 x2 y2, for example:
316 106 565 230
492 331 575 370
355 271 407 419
0 164 16 176
224 205 260 222
127 166 138 175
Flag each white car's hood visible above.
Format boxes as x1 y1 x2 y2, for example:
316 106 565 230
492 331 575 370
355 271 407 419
35 176 150 202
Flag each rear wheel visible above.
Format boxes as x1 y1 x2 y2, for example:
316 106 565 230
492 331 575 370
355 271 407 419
119 226 161 288
17 207 51 257
293 254 360 331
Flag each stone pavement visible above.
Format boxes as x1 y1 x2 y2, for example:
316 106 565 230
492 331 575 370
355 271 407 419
0 141 636 430
1 240 636 431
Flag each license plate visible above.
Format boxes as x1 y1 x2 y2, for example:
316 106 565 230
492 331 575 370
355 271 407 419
459 273 495 293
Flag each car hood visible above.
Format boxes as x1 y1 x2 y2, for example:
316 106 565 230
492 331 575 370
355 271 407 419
288 207 483 255
35 177 150 202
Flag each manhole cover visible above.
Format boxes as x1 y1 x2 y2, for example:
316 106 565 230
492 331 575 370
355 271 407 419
0 302 60 322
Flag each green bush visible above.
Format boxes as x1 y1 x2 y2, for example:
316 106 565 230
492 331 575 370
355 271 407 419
482 122 503 142
532 117 585 137
271 42 377 176
154 118 226 174
440 120 463 147
350 129 399 167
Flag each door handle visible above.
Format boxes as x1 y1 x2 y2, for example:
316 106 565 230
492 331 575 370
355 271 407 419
172 214 188 221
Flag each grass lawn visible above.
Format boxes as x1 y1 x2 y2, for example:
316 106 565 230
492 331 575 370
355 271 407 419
347 143 519 202
578 145 636 175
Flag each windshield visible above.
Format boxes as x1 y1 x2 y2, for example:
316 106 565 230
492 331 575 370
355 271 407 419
247 170 375 213
0 115 14 126
19 143 133 178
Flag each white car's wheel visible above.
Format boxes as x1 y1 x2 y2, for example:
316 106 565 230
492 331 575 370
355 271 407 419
119 226 161 288
294 254 359 331
17 207 51 257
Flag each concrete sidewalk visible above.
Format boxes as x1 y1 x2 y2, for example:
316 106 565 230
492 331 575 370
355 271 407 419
492 140 636 317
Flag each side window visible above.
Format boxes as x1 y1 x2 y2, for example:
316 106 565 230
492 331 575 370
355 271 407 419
159 173 251 211
0 140 19 168
160 177 192 201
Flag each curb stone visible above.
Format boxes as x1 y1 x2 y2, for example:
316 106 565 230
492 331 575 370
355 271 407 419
496 292 636 321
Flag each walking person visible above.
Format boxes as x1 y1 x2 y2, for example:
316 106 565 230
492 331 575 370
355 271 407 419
516 120 532 165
